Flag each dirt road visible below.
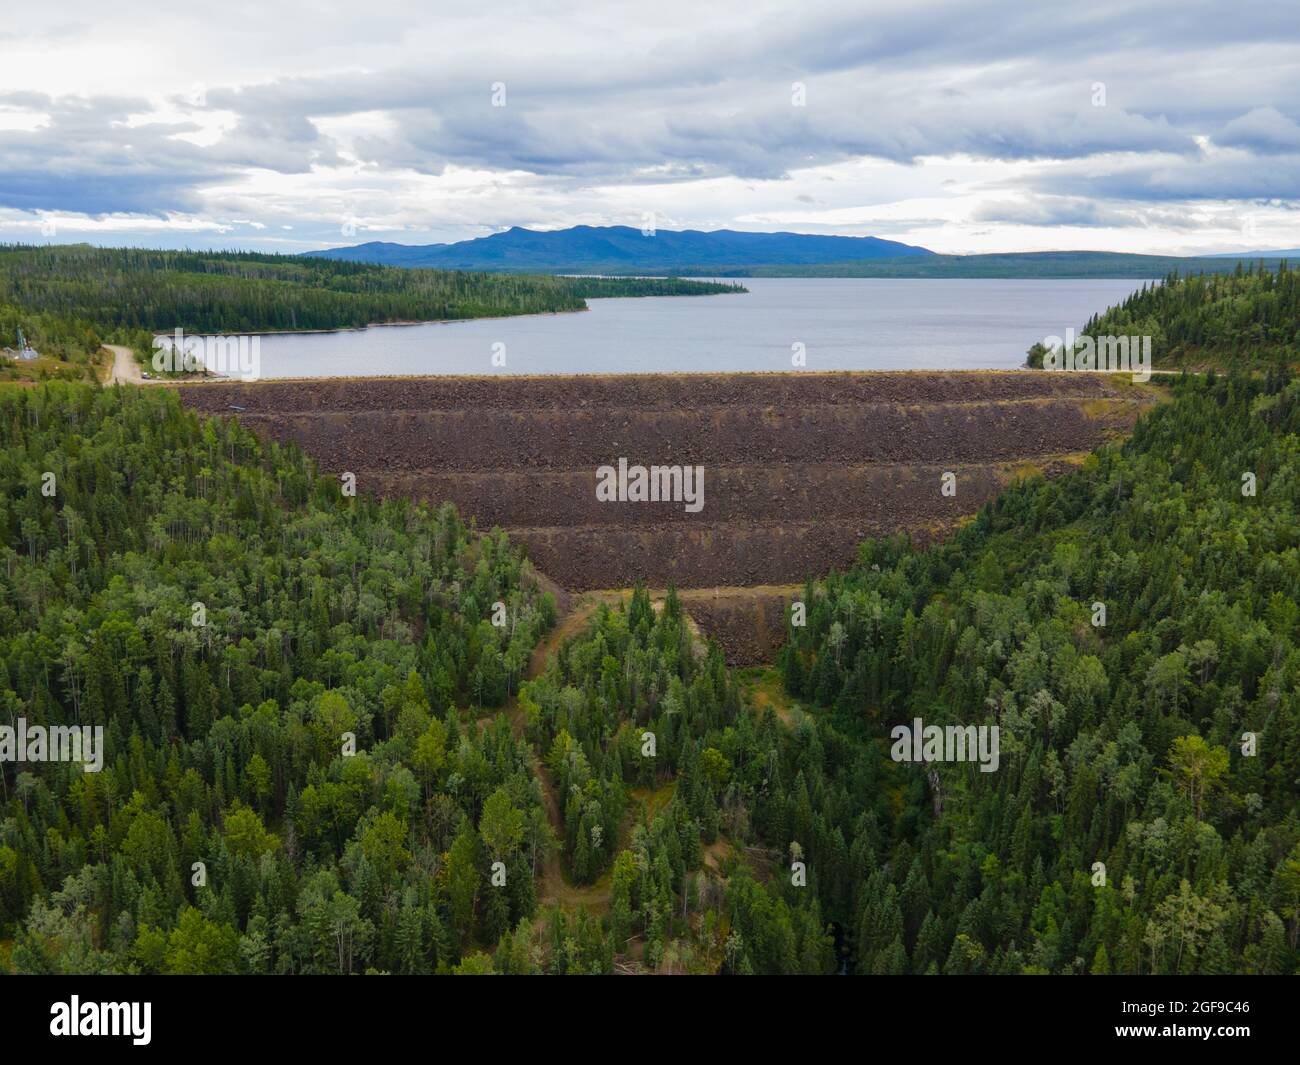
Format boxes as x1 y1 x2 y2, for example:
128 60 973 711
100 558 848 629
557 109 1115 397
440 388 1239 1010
104 344 147 385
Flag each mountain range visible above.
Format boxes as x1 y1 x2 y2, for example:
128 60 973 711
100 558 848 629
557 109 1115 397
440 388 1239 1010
302 225 933 273
302 225 1295 279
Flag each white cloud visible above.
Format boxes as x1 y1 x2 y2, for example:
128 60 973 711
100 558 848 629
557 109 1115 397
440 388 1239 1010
2 0 1299 253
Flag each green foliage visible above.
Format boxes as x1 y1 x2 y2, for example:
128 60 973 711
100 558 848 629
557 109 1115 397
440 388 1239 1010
519 589 836 972
0 243 739 340
0 382 554 973
1044 261 1300 370
779 372 1300 973
0 301 102 381
4 329 1298 978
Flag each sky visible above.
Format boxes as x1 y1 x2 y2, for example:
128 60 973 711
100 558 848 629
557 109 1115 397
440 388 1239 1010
2 0 1299 256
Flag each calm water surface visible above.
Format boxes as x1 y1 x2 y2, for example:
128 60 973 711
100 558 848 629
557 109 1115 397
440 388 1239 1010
246 277 1151 378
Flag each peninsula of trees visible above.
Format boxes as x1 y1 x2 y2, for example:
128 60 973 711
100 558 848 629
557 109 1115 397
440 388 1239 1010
0 244 743 381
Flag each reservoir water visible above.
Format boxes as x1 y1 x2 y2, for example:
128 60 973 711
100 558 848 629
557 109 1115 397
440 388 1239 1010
245 277 1151 379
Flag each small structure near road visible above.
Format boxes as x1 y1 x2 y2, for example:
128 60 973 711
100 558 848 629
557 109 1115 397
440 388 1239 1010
2 327 39 361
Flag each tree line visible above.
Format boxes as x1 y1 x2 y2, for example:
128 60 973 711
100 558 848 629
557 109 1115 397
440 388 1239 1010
1028 261 1298 370
0 244 742 382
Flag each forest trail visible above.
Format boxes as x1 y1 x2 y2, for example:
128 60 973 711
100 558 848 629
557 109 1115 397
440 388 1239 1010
505 586 785 935
505 588 707 917
525 593 617 682
482 591 614 737
509 585 709 729
531 748 615 913
478 576 778 917
482 590 617 910
519 591 630 912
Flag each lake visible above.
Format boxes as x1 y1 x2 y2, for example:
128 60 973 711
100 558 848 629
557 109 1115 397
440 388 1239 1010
245 277 1151 378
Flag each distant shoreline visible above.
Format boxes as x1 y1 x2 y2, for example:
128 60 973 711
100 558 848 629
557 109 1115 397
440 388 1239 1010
152 306 590 339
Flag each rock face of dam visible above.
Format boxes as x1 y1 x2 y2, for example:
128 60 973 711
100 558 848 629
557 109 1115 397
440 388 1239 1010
178 370 1153 661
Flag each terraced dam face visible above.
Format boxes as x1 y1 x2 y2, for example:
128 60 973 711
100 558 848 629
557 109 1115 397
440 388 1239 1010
177 371 1153 662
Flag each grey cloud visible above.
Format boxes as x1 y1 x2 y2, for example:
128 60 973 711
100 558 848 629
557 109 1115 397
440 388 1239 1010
972 197 1122 228
0 96 219 214
4 0 1299 222
1217 107 1300 154
0 93 339 215
1034 152 1300 204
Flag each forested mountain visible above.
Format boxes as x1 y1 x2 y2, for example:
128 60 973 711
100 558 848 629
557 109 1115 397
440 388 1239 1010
1028 262 1299 370
303 225 933 273
309 231 1291 279
0 244 741 381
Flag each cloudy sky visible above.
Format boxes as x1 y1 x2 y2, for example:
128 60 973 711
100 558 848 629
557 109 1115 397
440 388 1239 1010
3 0 1298 255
